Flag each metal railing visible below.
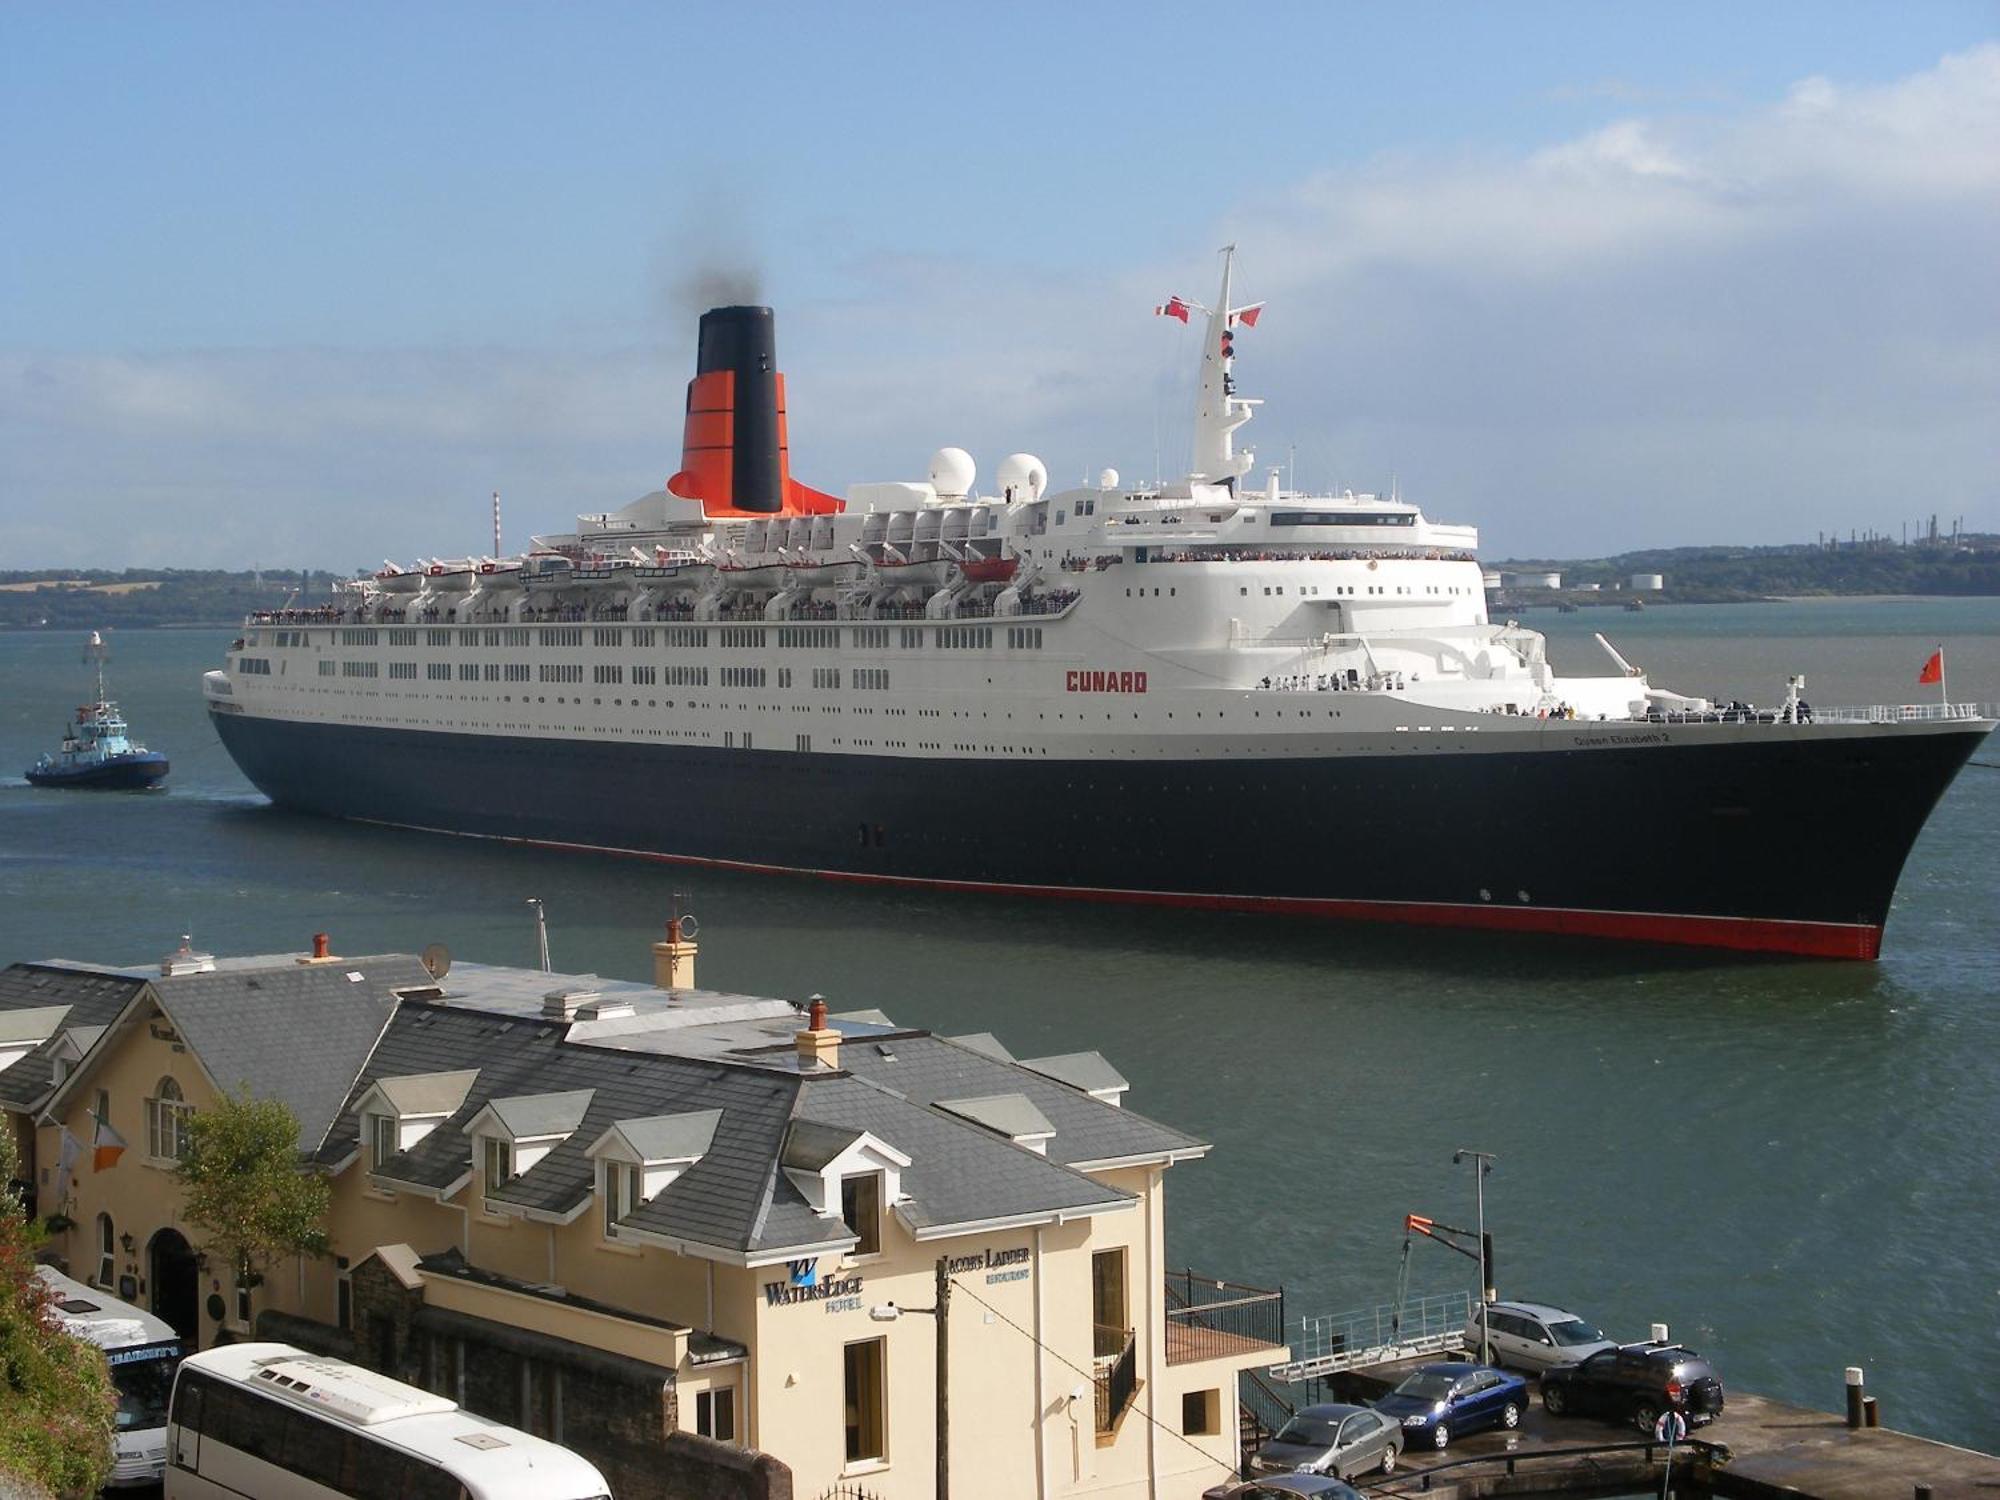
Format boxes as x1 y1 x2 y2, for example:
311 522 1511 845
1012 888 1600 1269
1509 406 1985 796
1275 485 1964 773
1272 1291 1472 1383
1814 701 1996 724
1094 1328 1138 1434
1164 1270 1286 1365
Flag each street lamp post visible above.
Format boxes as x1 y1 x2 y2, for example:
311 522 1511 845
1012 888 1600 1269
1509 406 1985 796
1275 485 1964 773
1453 1149 1496 1363
870 1256 951 1499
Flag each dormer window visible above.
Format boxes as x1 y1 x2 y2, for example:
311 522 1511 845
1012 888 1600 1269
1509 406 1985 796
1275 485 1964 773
353 1070 479 1184
369 1113 398 1171
483 1136 513 1192
602 1162 641 1239
586 1109 720 1244
840 1172 882 1257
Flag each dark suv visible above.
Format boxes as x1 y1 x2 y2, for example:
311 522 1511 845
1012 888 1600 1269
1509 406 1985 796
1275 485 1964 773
1540 1342 1724 1434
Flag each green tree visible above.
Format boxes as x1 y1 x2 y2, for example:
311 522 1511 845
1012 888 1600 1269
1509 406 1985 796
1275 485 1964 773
0 1131 117 1498
173 1087 331 1317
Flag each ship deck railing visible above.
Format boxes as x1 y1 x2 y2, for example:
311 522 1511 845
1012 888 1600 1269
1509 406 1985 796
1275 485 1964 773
1812 701 1995 724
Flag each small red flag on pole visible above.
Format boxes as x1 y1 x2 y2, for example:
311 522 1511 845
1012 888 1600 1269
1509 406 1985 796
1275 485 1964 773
1918 648 1943 685
1153 296 1190 323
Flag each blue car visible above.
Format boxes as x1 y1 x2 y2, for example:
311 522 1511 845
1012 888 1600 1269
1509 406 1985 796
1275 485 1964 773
1373 1361 1530 1451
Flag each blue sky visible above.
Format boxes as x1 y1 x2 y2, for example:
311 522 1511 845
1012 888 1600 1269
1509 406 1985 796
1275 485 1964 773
3 2 1996 566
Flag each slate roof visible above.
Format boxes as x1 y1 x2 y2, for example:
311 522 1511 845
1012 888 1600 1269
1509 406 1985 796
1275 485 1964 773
0 964 146 1112
791 1075 1128 1236
836 1034 1204 1171
151 956 433 1154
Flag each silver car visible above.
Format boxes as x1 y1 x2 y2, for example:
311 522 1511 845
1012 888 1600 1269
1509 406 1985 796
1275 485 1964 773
1250 1403 1402 1481
1464 1300 1617 1373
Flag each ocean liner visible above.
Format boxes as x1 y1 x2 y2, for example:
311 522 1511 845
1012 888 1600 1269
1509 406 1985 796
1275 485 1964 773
206 253 1992 958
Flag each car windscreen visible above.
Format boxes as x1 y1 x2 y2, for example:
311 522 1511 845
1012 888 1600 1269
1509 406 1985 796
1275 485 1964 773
1548 1318 1605 1346
1393 1374 1455 1400
1272 1414 1341 1448
110 1351 179 1430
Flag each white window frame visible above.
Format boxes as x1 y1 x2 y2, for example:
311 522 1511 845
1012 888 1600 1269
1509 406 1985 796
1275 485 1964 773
601 1160 642 1242
96 1211 115 1288
147 1076 192 1164
369 1112 398 1170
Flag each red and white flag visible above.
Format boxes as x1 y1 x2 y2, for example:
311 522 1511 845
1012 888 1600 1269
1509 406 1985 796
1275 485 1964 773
1918 647 1943 685
1153 296 1190 323
1228 302 1264 328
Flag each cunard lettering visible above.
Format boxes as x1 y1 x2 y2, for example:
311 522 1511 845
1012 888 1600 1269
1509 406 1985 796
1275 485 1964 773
1065 670 1147 694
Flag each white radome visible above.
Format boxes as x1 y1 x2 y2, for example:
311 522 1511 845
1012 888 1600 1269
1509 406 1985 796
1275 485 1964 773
928 447 976 499
996 453 1048 503
1097 467 1119 490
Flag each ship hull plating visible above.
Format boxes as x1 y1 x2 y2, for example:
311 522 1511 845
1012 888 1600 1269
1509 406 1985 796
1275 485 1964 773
209 710 1986 959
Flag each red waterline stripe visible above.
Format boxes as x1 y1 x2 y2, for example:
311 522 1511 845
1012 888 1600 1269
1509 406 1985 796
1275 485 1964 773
357 819 1883 961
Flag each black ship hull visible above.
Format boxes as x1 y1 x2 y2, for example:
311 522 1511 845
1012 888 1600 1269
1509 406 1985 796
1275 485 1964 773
209 709 1988 958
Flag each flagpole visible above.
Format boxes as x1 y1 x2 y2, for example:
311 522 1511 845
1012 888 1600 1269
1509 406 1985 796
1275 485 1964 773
1939 644 1947 710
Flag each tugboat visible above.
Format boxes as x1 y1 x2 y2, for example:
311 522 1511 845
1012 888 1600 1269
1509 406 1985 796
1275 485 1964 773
25 632 169 790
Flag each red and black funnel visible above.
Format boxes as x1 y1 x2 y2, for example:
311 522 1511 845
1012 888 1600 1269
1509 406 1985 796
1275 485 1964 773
667 305 842 517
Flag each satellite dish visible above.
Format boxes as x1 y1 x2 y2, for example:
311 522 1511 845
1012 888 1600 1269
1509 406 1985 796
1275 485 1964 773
928 447 976 499
421 943 452 980
996 453 1047 503
676 913 700 939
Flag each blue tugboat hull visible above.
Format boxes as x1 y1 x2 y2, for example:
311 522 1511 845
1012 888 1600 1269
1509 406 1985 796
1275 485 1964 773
25 753 170 790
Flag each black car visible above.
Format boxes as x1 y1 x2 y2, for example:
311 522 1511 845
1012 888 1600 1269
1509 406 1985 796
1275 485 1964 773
1540 1342 1725 1434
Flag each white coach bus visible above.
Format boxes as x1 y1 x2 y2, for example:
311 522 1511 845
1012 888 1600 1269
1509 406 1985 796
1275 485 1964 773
164 1342 610 1500
36 1266 184 1488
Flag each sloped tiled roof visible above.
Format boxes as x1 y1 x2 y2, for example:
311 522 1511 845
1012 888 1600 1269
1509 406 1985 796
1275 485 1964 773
598 1110 722 1165
0 964 146 1112
0 1006 72 1047
153 956 431 1154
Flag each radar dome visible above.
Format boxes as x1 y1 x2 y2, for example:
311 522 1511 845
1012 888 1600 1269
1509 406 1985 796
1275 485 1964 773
929 447 976 499
1097 467 1119 490
996 453 1048 503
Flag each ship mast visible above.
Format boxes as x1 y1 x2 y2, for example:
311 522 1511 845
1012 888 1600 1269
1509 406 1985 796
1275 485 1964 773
85 630 108 706
1190 245 1258 490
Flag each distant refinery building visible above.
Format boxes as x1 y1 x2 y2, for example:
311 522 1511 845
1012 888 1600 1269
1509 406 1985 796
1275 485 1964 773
1502 570 1561 590
1630 572 1664 591
1480 570 1503 590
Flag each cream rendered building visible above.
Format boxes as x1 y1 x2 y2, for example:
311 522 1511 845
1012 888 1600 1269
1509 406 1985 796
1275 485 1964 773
2 932 1286 1500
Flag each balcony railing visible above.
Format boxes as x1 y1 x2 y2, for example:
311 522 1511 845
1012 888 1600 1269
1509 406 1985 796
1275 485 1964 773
1094 1327 1137 1434
1164 1270 1286 1366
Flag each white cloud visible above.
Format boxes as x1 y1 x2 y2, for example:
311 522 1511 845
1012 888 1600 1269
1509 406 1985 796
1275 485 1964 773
1 46 1994 566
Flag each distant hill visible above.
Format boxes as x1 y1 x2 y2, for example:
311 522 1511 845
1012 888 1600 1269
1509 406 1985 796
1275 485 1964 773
0 570 334 629
1492 537 2000 603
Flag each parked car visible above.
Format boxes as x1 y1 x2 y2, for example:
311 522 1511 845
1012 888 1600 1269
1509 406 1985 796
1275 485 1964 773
1249 1403 1403 1481
1373 1361 1530 1450
1540 1342 1726 1434
1202 1476 1364 1500
1464 1300 1616 1372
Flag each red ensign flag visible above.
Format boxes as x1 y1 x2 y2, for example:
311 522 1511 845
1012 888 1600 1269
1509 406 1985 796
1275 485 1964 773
1918 648 1943 685
1153 296 1190 323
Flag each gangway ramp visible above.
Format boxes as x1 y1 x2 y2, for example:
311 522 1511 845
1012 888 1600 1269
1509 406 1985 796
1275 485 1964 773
1267 1290 1471 1383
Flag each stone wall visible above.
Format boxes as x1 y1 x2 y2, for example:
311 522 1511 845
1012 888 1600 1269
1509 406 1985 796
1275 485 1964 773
344 1250 791 1500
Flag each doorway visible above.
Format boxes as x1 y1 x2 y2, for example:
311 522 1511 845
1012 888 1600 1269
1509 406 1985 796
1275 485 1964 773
148 1228 199 1344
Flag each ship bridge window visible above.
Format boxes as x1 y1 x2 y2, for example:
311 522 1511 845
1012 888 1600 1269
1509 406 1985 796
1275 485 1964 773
233 657 272 675
1269 512 1416 527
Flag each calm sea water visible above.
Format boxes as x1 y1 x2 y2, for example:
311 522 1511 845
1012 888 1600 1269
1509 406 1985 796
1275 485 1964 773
1 603 1994 1449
